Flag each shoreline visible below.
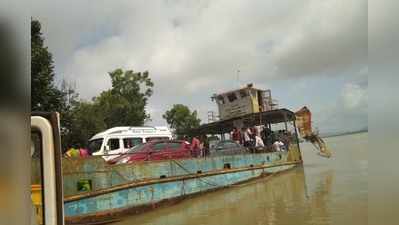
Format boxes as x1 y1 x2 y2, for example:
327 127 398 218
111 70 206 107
321 130 368 139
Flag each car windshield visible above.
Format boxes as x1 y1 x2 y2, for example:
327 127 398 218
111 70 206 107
145 136 169 142
88 138 103 154
126 143 146 153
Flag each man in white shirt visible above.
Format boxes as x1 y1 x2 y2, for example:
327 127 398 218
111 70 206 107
243 128 252 147
273 140 285 151
255 135 265 148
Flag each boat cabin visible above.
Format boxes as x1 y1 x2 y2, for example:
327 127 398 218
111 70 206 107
211 83 277 120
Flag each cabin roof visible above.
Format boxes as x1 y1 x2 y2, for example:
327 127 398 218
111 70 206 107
212 86 268 98
184 108 296 135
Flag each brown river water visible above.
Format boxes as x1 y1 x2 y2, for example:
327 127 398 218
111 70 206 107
113 132 368 225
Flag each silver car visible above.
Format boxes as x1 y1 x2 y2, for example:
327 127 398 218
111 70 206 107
210 140 248 156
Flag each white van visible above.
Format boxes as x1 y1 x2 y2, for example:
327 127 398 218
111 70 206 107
89 126 172 161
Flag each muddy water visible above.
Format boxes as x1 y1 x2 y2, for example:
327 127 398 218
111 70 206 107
114 132 368 225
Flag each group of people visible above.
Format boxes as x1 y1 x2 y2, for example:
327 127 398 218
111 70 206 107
231 126 291 151
64 147 90 158
185 135 210 158
231 126 264 148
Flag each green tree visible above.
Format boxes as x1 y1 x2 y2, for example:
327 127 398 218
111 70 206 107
31 19 155 149
59 69 154 149
59 80 81 149
163 104 201 136
31 19 81 150
65 101 106 148
31 19 63 111
95 68 154 127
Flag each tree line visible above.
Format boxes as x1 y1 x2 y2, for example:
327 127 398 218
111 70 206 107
31 19 200 151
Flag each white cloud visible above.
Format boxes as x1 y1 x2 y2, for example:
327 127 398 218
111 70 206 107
342 84 367 110
315 77 368 133
342 83 367 110
33 0 367 96
272 0 367 77
32 0 368 130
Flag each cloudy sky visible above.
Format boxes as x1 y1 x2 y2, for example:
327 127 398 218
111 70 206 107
32 0 367 133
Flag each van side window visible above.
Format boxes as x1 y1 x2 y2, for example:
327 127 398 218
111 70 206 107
123 138 143 148
108 138 120 150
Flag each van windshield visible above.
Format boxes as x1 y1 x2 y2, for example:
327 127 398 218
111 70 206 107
88 138 103 154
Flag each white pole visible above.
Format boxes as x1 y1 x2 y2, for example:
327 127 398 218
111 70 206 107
237 69 240 88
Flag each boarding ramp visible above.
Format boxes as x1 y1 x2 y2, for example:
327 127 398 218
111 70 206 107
295 107 332 158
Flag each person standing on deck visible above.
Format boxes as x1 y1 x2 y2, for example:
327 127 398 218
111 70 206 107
273 140 285 152
202 135 210 157
199 139 204 157
65 147 80 158
183 135 190 145
243 127 252 147
191 136 201 157
255 135 265 148
281 131 291 151
262 127 272 147
249 127 257 147
231 127 241 144
79 148 90 158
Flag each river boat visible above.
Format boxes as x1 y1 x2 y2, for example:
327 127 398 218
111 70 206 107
31 85 330 225
62 107 303 225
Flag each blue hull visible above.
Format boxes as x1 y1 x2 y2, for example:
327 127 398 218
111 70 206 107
63 148 302 224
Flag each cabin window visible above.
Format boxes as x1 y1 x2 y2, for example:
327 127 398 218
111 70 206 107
217 95 225 104
250 89 257 98
107 138 120 150
239 90 248 98
227 93 238 102
123 138 143 149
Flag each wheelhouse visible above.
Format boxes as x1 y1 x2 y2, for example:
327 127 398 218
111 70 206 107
211 83 277 120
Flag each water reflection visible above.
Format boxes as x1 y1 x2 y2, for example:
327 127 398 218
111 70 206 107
114 133 368 225
115 167 335 225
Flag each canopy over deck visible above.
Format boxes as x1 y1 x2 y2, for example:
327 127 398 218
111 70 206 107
185 108 296 136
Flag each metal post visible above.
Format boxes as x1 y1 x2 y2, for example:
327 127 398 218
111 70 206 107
293 119 302 160
237 69 240 88
283 112 288 131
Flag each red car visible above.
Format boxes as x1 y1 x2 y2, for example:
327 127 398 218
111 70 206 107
108 140 192 164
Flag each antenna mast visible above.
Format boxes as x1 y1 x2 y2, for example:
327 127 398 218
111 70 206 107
237 69 240 88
